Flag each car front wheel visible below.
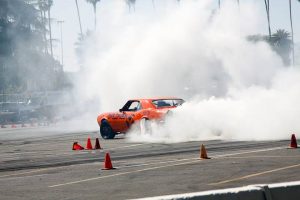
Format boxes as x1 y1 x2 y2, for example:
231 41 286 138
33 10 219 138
100 120 116 139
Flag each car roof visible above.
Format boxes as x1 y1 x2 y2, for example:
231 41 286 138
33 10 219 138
128 97 183 101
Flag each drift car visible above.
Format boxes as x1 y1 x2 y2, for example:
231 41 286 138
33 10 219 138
97 97 184 139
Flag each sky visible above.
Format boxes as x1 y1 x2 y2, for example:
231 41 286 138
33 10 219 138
50 0 300 72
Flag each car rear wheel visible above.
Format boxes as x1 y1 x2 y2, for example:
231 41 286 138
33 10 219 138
100 120 116 139
140 118 151 135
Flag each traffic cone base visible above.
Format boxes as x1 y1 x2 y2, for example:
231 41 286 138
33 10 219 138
102 152 115 170
94 138 102 150
86 137 93 150
200 144 210 159
102 167 116 170
289 134 298 149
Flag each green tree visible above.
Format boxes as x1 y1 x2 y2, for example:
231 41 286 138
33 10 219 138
248 29 293 66
270 29 292 65
0 0 62 93
86 0 101 30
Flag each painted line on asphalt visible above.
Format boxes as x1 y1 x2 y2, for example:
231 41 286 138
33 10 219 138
107 143 145 150
225 155 299 159
0 168 54 178
1 146 284 179
48 146 286 188
48 159 203 188
209 163 300 185
211 146 285 158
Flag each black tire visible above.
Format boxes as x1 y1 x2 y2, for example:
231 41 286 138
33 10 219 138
100 120 116 139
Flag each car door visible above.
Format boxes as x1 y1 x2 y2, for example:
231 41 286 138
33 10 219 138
117 100 143 132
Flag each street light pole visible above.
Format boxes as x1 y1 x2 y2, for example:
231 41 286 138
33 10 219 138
57 20 64 71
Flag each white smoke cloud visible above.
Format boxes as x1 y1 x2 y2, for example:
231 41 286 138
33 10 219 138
75 0 299 142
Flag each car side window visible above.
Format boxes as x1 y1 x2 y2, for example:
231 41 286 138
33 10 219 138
128 101 140 111
152 99 184 108
121 101 141 112
152 100 173 108
173 99 184 106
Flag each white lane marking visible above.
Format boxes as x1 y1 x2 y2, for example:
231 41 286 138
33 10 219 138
0 146 285 179
107 144 145 150
0 168 53 178
48 146 287 188
211 146 285 158
209 163 300 185
49 159 203 188
1 174 48 181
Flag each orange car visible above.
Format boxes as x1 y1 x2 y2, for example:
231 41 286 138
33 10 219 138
97 97 184 139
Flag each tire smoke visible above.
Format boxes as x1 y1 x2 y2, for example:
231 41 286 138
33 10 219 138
76 0 299 142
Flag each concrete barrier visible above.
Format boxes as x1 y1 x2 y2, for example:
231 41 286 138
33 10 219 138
132 181 300 200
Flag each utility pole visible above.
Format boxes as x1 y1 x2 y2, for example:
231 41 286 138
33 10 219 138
57 20 64 71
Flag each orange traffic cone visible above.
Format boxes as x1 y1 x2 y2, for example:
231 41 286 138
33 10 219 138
200 144 210 159
86 137 93 150
102 152 115 170
94 138 102 150
290 134 298 148
72 142 85 150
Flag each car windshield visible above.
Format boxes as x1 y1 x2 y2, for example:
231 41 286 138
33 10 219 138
152 99 184 108
121 101 141 112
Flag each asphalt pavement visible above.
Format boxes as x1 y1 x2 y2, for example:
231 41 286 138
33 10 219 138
0 127 299 200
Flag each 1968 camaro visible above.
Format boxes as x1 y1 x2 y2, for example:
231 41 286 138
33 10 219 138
96 97 184 139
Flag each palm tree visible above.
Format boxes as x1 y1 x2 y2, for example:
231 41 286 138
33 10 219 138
75 0 83 38
264 0 271 38
270 29 292 65
248 29 292 66
37 0 53 57
126 0 136 12
289 0 294 66
152 0 155 10
86 0 101 30
38 0 49 54
47 0 53 58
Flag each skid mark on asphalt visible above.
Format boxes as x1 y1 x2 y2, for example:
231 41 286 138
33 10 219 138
209 163 300 185
48 146 286 188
